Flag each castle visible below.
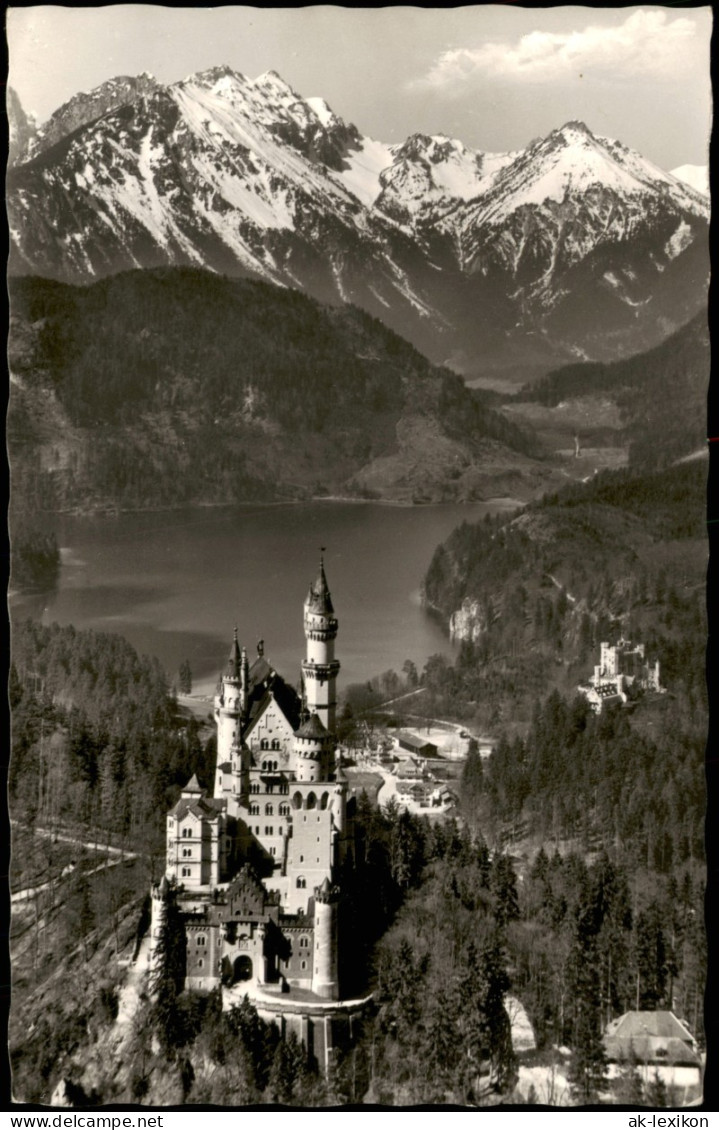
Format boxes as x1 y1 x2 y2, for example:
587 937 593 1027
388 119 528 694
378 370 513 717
579 638 663 713
150 557 369 1069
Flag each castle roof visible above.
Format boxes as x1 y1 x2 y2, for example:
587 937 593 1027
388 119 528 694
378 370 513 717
242 673 302 738
305 557 334 616
295 711 328 741
182 773 203 795
170 795 220 821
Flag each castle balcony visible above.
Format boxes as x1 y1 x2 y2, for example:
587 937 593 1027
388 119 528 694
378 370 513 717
222 983 373 1072
302 661 340 682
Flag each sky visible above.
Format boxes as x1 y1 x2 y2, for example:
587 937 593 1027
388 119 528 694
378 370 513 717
6 5 713 170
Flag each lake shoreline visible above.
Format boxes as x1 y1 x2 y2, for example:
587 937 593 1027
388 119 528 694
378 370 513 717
12 495 525 521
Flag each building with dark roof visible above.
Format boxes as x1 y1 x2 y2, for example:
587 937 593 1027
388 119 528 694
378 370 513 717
603 1011 702 1097
150 557 369 1069
397 732 439 758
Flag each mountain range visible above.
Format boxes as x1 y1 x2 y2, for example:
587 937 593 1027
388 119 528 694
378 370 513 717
7 67 709 377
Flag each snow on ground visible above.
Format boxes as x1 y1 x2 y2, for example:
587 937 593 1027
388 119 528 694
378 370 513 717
505 995 536 1056
515 1063 572 1106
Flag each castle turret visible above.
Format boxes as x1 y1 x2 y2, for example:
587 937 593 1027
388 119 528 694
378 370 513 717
312 877 340 1000
293 711 334 781
301 556 340 733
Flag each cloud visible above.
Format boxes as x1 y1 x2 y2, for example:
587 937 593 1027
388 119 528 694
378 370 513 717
418 9 700 90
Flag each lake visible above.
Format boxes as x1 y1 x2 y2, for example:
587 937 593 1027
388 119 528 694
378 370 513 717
9 500 515 695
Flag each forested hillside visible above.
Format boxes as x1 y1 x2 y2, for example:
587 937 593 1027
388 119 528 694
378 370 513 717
10 620 213 846
423 460 705 722
518 312 708 469
8 268 544 515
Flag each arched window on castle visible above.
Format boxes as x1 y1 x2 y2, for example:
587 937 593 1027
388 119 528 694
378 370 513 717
250 783 260 794
265 804 274 815
299 935 309 949
271 739 280 751
249 804 260 816
296 876 306 889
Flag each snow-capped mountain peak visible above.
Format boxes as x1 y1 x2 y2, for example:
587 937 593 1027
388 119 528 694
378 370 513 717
460 120 710 224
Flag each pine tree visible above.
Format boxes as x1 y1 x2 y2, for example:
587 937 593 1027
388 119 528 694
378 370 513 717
491 853 520 928
461 739 484 812
149 883 187 1055
646 1070 668 1108
568 886 609 1105
178 660 192 695
614 1052 645 1105
568 996 608 1105
455 939 515 1099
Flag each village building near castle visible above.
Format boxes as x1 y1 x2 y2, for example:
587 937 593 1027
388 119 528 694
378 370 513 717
150 558 370 1070
578 639 663 713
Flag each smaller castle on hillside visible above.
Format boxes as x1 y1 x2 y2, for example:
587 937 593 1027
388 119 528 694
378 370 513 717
578 638 663 713
149 557 370 1070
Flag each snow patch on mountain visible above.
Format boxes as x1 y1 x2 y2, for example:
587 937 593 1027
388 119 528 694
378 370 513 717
306 97 335 128
665 220 693 262
173 81 357 217
670 164 709 196
332 136 397 206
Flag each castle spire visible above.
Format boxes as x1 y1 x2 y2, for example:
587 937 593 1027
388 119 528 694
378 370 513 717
226 627 241 680
306 548 334 615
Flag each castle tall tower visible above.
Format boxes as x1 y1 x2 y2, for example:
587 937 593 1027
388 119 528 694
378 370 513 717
301 555 340 733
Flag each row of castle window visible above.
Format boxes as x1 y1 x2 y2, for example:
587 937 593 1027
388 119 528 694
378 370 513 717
250 782 290 795
249 803 292 817
259 742 281 753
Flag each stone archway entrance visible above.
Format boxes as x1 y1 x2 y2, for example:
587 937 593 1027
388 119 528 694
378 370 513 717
233 954 253 983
